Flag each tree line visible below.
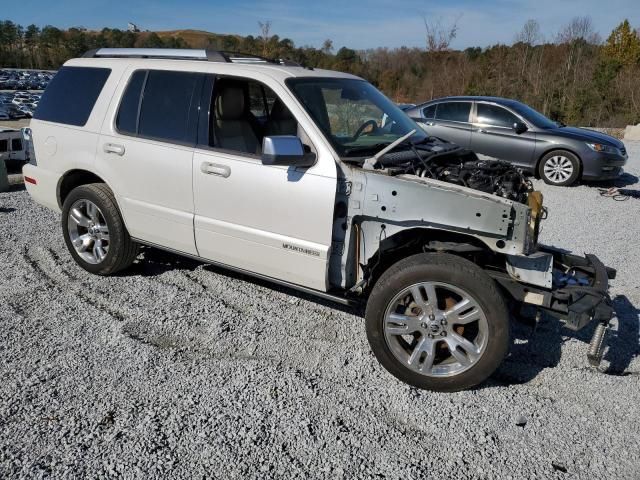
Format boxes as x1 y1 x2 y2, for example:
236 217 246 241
1 17 639 127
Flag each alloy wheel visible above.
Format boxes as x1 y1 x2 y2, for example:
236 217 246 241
543 155 574 184
67 199 110 264
383 282 489 377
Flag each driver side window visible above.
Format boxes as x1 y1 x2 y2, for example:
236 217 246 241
209 77 298 156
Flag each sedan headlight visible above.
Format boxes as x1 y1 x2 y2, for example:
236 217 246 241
586 143 619 155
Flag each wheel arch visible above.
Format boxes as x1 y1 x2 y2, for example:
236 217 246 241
57 169 108 210
363 226 499 294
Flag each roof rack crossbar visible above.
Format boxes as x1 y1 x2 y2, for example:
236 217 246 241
82 48 302 67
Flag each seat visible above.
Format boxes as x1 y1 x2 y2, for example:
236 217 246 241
265 99 298 136
214 85 260 154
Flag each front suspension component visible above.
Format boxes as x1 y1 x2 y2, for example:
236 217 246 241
587 322 609 367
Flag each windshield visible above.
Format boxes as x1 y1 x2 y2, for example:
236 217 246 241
509 102 559 129
286 78 428 157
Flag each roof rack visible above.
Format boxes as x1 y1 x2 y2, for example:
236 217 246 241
82 48 304 67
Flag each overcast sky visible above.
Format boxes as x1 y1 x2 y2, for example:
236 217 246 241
6 0 640 50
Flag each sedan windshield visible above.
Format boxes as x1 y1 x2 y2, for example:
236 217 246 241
509 102 559 129
286 78 428 157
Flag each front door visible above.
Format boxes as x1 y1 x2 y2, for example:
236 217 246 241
470 102 536 167
192 75 336 291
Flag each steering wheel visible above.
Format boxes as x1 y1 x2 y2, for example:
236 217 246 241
353 119 379 139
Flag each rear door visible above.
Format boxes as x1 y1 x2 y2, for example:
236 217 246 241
428 101 473 147
470 102 536 167
97 68 203 255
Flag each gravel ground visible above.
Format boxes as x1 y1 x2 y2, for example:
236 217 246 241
1 144 639 479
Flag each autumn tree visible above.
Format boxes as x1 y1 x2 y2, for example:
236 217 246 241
603 19 640 65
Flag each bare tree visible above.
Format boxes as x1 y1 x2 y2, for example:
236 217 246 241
515 19 542 45
514 19 543 80
423 14 461 52
321 39 333 55
258 20 272 57
555 16 600 44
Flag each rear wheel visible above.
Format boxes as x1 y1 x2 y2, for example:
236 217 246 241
365 253 509 392
539 150 580 186
61 183 138 275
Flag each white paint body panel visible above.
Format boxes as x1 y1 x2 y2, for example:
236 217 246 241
193 149 335 290
27 56 346 291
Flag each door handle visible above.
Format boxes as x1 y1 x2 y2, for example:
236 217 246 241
477 128 488 134
425 121 436 126
103 143 125 156
200 162 231 178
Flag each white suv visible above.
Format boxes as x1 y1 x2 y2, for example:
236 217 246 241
24 48 615 391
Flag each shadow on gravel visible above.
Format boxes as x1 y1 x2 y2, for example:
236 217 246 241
132 246 362 317
0 207 16 213
583 171 639 189
488 295 640 387
488 312 563 387
6 183 26 192
603 295 640 376
128 246 201 277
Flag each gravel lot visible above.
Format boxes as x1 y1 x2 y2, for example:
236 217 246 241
1 143 639 479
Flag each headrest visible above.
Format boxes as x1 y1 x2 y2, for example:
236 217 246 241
216 86 245 120
270 99 294 121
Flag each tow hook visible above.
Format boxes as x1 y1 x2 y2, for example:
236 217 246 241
587 321 610 367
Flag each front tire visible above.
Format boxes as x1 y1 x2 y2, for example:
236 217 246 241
538 150 580 186
61 183 138 275
365 253 510 392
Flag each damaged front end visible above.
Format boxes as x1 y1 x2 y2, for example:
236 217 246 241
360 136 534 204
489 246 616 366
335 134 615 368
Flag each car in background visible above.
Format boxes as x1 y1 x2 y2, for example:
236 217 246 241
396 103 416 111
404 96 628 186
0 128 28 166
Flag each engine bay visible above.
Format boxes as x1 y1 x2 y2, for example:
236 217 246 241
357 138 533 204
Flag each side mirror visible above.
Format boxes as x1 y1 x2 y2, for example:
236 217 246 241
261 136 316 167
513 121 528 134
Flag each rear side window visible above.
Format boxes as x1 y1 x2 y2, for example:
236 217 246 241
116 70 202 145
11 138 22 151
34 66 110 126
436 102 471 123
0 139 7 152
116 71 146 135
423 104 436 119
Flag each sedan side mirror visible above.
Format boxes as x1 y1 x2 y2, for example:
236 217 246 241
513 121 528 134
261 136 316 168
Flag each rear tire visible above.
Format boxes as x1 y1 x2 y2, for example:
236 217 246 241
365 253 510 392
538 150 580 186
61 183 138 275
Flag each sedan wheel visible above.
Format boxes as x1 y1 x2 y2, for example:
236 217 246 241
539 150 580 186
543 155 573 184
